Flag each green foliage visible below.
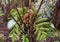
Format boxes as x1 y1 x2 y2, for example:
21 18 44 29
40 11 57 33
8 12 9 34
9 7 59 42
22 34 29 42
17 8 23 16
9 24 20 42
34 13 56 41
9 7 27 42
0 0 59 42
35 18 48 24
10 9 19 20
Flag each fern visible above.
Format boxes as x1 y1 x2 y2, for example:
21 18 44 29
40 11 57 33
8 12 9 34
9 24 20 42
34 13 55 41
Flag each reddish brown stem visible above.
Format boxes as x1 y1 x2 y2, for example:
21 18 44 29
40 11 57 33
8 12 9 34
37 0 44 14
15 8 23 23
10 14 24 32
32 0 44 24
